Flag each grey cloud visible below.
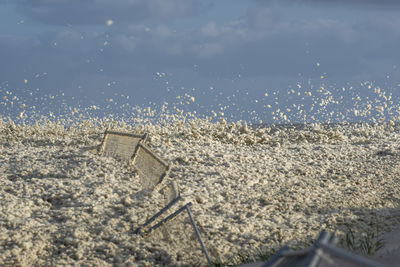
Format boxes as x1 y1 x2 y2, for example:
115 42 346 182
257 0 400 8
2 0 400 116
3 3 398 82
14 0 200 26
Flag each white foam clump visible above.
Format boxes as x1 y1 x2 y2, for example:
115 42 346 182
106 20 114 27
0 115 400 265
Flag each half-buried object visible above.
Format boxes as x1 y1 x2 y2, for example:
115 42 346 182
131 143 171 190
144 202 212 266
99 131 147 162
135 181 181 234
261 231 385 267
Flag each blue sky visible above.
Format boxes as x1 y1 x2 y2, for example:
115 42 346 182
1 0 400 123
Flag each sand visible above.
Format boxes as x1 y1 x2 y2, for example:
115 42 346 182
0 118 399 266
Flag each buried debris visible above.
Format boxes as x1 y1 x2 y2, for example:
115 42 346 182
143 202 212 266
135 182 214 265
99 131 147 162
135 181 181 234
96 130 170 191
131 142 171 190
93 130 211 265
260 231 385 267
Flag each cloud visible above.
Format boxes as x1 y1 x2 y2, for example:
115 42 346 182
2 0 400 116
257 0 400 8
14 0 200 26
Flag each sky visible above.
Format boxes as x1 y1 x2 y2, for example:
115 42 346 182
1 0 400 123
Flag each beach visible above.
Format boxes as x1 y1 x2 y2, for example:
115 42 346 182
0 118 399 266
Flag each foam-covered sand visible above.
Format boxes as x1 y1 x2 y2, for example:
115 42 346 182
0 117 399 266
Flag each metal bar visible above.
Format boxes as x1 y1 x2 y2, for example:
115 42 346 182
135 195 181 234
135 143 170 166
185 203 212 266
318 242 386 267
303 230 332 267
261 245 290 267
143 202 212 265
281 247 311 257
104 130 146 139
145 203 188 234
156 163 172 186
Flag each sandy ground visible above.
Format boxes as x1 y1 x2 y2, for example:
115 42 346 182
0 118 399 266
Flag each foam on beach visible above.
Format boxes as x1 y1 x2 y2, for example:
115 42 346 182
0 115 399 265
0 81 400 265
